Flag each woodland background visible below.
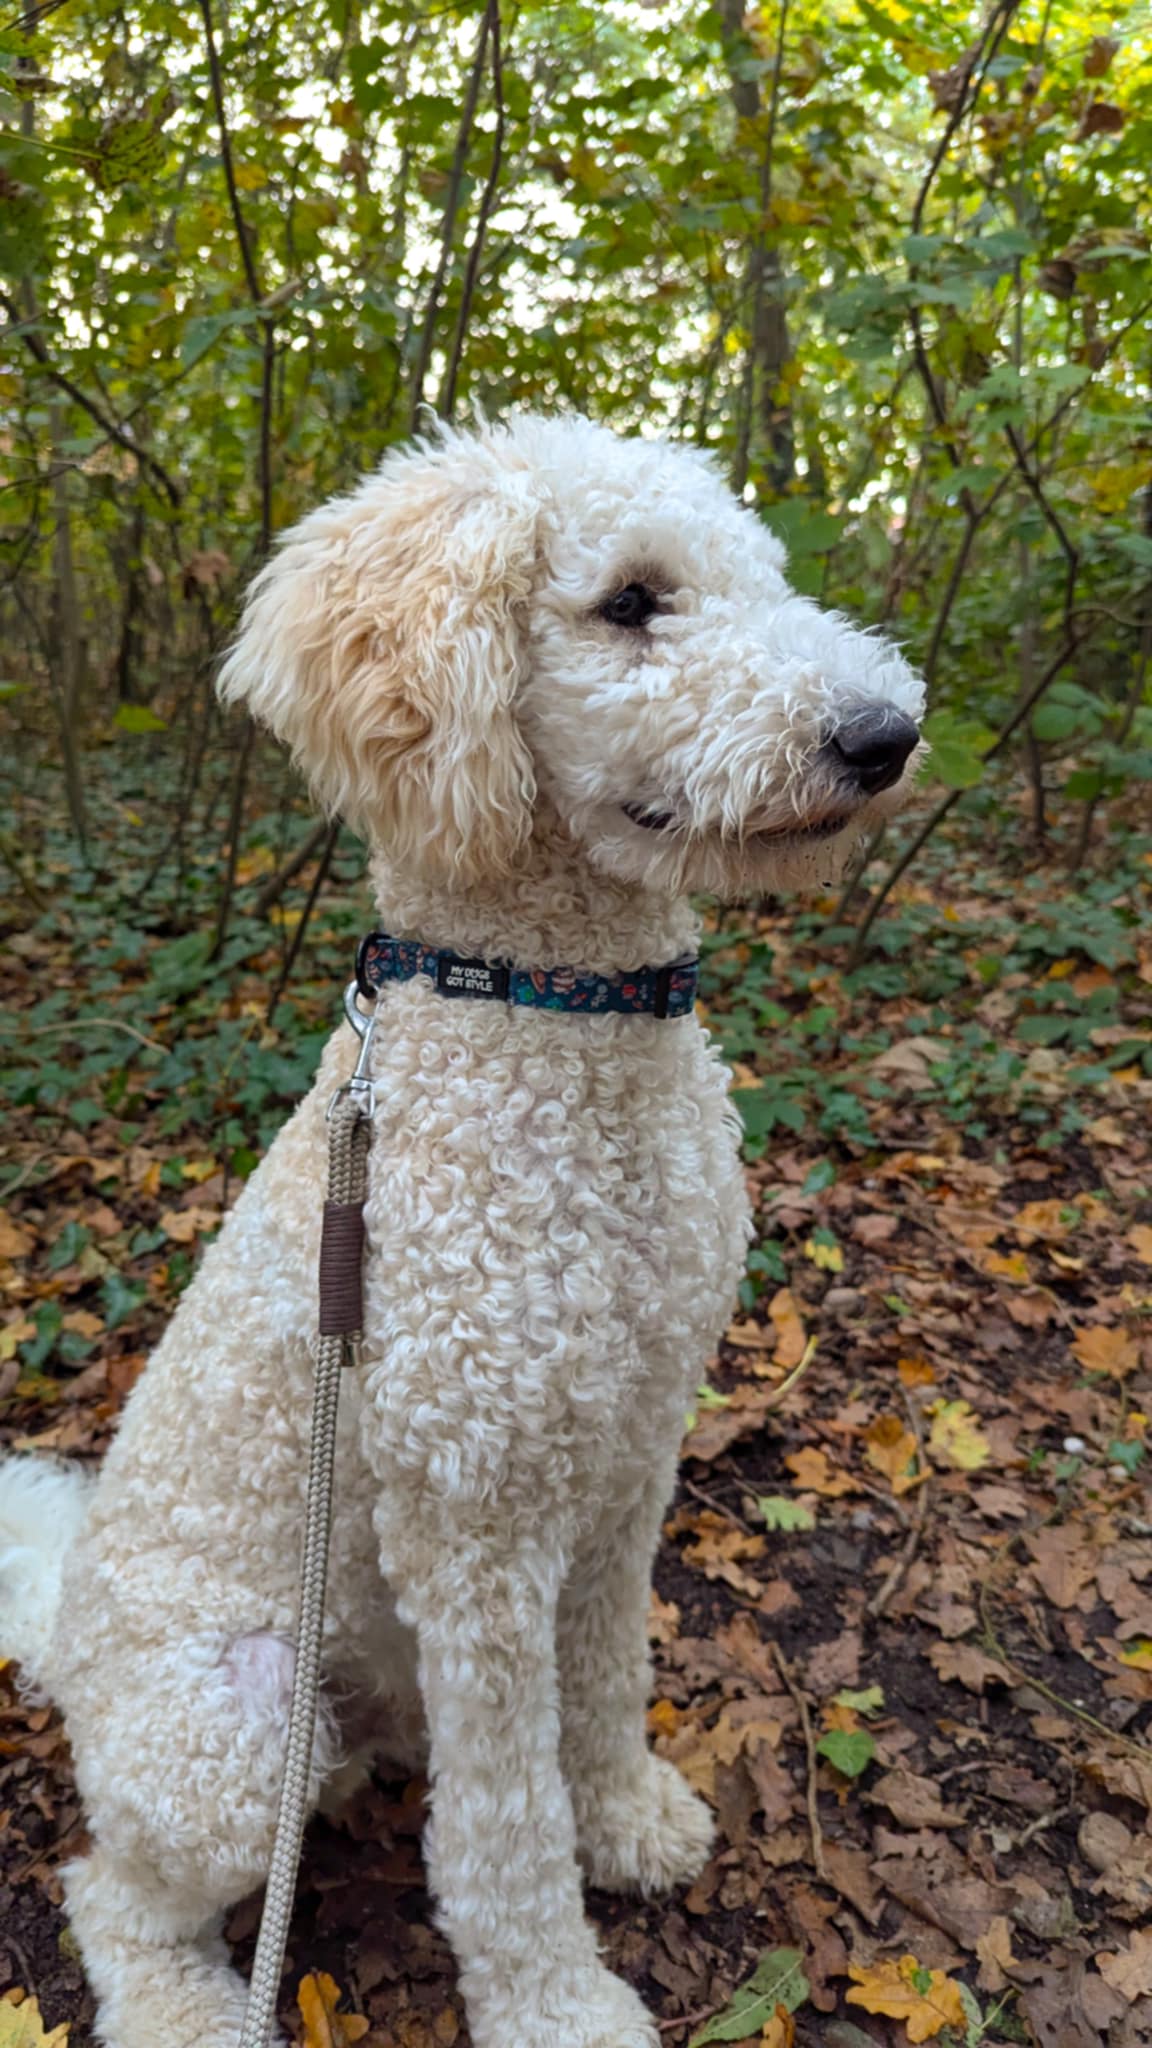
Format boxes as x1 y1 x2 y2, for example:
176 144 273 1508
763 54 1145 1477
2 3 1152 2047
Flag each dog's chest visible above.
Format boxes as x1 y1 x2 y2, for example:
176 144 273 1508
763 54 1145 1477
354 995 749 1489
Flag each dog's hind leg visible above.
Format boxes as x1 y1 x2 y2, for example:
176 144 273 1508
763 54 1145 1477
61 1629 341 2048
65 1848 272 2048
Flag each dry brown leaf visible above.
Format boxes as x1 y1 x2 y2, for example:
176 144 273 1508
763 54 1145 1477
683 1384 780 1464
805 1627 861 1696
768 1287 807 1369
863 1413 920 1494
1071 1324 1140 1379
1026 1526 1098 1610
982 1250 1031 1284
784 1446 855 1497
1013 1199 1073 1243
1096 1929 1152 2002
1083 1747 1152 1812
0 1317 36 1361
975 1916 1018 1992
681 1511 766 1598
927 1640 1010 1693
60 1309 104 1338
0 1215 34 1259
158 1204 220 1245
1128 1225 1152 1266
868 1769 964 1829
852 1211 897 1245
897 1355 936 1388
725 1318 776 1350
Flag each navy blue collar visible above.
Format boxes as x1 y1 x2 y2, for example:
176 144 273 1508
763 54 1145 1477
355 932 699 1020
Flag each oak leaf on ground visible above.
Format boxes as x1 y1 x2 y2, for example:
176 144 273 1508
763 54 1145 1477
845 1954 966 2042
863 1414 920 1494
1096 1928 1152 2002
926 1399 990 1472
867 1770 964 1829
784 1446 855 1497
1071 1324 1140 1379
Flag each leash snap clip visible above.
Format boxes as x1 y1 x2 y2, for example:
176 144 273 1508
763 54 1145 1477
327 981 380 1121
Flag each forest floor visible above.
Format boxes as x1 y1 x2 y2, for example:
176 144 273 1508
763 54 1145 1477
1 759 1151 2048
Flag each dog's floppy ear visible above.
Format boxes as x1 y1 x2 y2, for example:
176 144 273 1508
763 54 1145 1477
217 434 540 881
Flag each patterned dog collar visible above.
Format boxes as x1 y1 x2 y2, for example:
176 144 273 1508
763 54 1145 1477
355 932 699 1020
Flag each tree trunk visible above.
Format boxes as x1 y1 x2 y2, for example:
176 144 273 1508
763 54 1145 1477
720 0 794 497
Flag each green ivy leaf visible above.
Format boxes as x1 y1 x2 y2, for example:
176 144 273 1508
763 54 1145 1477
816 1729 876 1777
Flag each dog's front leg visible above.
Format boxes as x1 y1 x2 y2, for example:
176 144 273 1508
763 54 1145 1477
559 1472 714 1897
384 1525 659 2048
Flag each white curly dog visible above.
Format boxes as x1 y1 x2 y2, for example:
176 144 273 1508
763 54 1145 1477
0 415 923 2048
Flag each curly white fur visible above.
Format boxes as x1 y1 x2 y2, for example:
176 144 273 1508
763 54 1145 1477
0 414 923 2048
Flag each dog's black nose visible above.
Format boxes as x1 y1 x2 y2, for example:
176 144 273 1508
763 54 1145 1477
826 707 920 795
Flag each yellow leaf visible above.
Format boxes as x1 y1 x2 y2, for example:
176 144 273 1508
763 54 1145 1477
983 1250 1031 1285
863 1414 921 1494
296 1973 369 2048
927 1399 990 1472
0 1990 70 2048
846 1955 966 2042
180 1158 220 1183
761 2006 795 2048
1128 1225 1152 1266
1089 460 1150 516
1071 1325 1140 1380
647 1697 682 1737
804 1235 844 1273
1118 1640 1152 1672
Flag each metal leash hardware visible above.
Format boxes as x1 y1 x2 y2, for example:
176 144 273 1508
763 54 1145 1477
238 983 379 2048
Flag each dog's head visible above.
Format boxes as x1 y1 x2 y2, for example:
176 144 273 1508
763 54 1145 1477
219 415 924 897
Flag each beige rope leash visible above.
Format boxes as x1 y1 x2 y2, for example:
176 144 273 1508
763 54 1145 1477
239 987 379 2048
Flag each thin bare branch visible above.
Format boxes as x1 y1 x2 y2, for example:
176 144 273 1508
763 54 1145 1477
408 9 492 428
1 294 182 507
440 0 506 419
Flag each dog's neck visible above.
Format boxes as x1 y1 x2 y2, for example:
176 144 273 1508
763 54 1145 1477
368 813 698 974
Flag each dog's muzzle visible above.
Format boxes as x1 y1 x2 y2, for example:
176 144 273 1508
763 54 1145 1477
823 706 920 796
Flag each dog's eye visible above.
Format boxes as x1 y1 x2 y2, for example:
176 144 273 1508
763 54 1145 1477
599 582 659 629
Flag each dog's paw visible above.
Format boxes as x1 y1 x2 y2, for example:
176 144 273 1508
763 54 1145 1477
470 1964 657 2048
576 1756 714 1897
